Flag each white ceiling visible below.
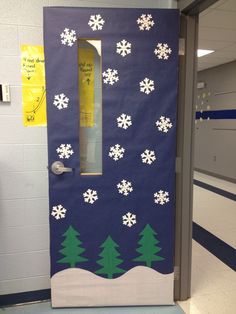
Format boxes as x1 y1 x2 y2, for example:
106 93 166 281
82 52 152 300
198 0 236 71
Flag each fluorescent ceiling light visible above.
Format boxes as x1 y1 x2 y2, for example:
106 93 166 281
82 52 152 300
197 49 214 57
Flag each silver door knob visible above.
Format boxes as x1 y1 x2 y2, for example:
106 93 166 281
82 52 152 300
51 161 73 175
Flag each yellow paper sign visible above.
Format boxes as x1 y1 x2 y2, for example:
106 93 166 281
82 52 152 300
21 45 47 126
78 48 94 127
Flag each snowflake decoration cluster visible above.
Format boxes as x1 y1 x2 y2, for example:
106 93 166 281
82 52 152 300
60 15 105 46
51 202 137 228
116 114 172 133
59 13 172 66
51 187 170 222
60 14 172 101
108 145 157 165
54 12 174 228
60 13 157 47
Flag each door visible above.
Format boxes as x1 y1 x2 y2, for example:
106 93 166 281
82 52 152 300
44 7 179 307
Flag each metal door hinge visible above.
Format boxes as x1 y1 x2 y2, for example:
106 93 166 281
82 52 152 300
174 266 180 280
175 157 182 174
179 38 185 56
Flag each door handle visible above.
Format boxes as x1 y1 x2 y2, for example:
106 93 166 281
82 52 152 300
51 161 73 175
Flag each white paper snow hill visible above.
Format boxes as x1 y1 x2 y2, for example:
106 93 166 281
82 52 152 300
51 266 174 307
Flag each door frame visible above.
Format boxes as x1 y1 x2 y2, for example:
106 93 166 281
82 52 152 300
175 0 219 301
174 13 198 301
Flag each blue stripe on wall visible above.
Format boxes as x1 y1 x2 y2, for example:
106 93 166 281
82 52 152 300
196 109 236 120
193 179 236 270
193 222 236 271
194 179 236 201
0 289 51 307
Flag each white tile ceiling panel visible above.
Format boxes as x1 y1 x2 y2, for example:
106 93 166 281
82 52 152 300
198 0 236 71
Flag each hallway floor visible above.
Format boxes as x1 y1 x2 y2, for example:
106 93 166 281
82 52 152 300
178 172 236 314
0 303 184 314
178 240 236 314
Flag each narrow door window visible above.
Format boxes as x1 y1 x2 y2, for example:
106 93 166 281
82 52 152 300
78 39 102 175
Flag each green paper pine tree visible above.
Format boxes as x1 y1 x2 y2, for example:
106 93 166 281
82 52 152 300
57 225 88 268
95 236 125 279
133 224 164 268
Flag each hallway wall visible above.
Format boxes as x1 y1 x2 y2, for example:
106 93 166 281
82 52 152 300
195 60 236 181
0 0 177 296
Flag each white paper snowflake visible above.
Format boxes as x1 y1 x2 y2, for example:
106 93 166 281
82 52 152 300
141 149 156 165
140 77 155 95
154 43 172 60
137 14 155 31
156 116 173 133
51 204 67 220
154 190 169 205
60 28 77 47
88 14 105 31
83 189 98 204
117 113 132 130
122 212 137 227
109 144 125 161
117 179 133 196
53 93 69 110
102 68 119 85
116 39 131 57
56 144 74 159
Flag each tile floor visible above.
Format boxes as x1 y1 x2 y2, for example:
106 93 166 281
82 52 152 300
178 240 236 314
178 172 236 314
0 302 184 314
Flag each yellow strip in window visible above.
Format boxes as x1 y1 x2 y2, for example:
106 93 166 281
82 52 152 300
78 48 95 128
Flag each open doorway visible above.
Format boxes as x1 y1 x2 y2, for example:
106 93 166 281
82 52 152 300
179 0 236 312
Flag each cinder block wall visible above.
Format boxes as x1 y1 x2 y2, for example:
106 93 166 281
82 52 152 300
0 0 177 295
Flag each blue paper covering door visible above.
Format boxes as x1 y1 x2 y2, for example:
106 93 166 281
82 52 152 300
44 7 179 307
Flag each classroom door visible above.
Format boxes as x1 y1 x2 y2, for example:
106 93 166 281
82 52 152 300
44 7 179 307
